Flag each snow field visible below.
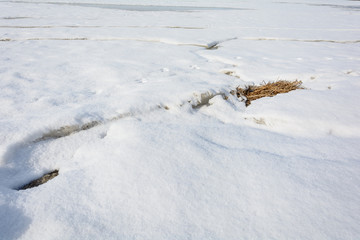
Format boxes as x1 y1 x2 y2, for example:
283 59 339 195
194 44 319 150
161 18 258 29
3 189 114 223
1 0 360 239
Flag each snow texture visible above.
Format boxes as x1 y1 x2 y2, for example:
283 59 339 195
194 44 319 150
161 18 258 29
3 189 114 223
0 0 360 239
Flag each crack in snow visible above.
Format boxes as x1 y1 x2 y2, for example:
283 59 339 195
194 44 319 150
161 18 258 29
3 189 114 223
242 37 360 44
31 90 233 144
5 1 253 11
1 16 32 20
0 37 234 49
18 169 59 190
2 37 357 45
0 25 205 29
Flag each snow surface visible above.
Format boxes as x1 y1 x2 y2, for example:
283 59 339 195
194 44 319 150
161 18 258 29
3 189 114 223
1 0 360 239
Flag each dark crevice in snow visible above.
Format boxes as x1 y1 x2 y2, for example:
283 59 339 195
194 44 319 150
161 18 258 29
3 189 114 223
33 113 135 143
243 37 360 44
33 121 101 143
1 16 32 19
4 37 357 44
205 37 238 49
31 112 139 143
0 37 240 50
17 170 59 190
33 91 232 143
32 90 230 144
7 1 253 12
191 92 228 109
0 25 205 29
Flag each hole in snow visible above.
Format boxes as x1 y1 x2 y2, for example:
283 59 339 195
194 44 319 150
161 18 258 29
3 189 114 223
17 170 59 190
1 17 32 20
34 121 100 143
221 70 240 78
192 92 227 109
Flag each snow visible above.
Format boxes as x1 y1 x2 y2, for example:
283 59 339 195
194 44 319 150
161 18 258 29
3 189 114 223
1 0 360 239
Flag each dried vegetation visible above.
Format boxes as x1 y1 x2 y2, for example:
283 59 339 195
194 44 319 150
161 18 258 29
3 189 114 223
231 80 303 106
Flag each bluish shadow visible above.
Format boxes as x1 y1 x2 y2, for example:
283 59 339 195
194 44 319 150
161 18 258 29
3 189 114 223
0 203 31 240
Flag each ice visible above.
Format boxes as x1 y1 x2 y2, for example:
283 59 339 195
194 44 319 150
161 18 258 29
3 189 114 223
1 0 360 239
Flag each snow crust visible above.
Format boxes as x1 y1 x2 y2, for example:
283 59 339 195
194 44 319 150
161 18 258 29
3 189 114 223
1 0 360 239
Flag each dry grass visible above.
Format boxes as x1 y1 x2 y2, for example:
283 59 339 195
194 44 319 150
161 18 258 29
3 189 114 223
232 80 303 106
